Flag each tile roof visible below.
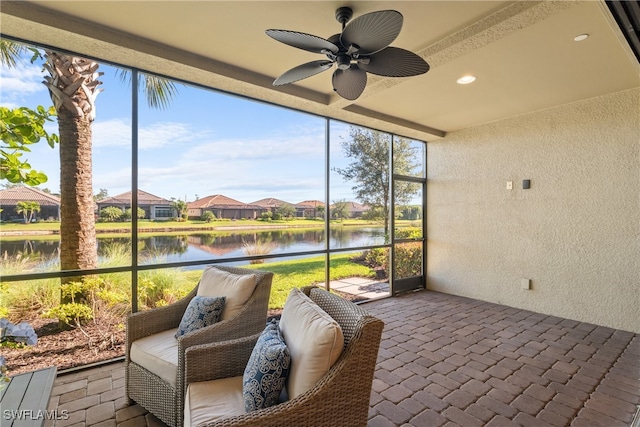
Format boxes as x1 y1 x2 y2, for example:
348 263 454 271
98 190 171 205
250 197 291 208
0 186 61 206
295 200 325 208
188 194 247 209
330 201 369 212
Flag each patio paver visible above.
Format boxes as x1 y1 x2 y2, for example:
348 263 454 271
43 290 639 426
326 277 390 299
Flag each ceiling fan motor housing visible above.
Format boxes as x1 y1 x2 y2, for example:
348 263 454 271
335 7 353 27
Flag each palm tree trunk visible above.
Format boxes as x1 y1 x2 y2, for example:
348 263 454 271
58 108 97 274
43 51 101 303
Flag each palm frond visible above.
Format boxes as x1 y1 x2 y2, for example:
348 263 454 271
0 40 29 68
142 74 179 110
115 69 179 109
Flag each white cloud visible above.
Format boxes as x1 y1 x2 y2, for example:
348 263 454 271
181 132 324 164
92 119 131 148
92 120 209 150
139 122 204 149
13 106 355 202
93 168 132 197
124 123 361 202
0 63 47 107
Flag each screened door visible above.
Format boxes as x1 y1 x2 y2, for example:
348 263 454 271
390 137 426 295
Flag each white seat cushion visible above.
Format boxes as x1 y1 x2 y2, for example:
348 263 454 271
129 328 179 387
184 376 244 427
197 267 257 321
279 288 344 399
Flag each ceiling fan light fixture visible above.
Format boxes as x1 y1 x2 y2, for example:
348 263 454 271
337 55 351 70
574 33 589 42
457 75 476 85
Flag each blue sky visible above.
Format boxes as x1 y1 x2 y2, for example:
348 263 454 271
1 49 360 205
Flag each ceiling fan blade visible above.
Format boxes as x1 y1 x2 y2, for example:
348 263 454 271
359 47 430 77
341 10 403 55
273 60 334 86
266 29 339 54
332 65 367 100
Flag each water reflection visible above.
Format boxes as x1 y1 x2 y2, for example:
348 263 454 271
0 226 385 269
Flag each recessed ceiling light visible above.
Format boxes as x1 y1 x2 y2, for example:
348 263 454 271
456 75 476 85
574 34 589 42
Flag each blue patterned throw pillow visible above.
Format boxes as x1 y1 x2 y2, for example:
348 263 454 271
175 296 225 338
243 319 291 411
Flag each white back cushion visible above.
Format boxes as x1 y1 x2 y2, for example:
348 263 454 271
279 288 344 399
197 267 256 321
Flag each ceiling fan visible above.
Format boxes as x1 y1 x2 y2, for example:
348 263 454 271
265 6 430 101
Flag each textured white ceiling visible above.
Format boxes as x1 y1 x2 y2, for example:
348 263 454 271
1 1 638 140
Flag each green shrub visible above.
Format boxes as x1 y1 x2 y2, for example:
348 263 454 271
44 278 104 325
260 211 273 221
99 206 123 222
201 211 216 222
60 277 103 303
362 240 422 279
394 242 422 278
123 207 146 220
96 288 129 306
395 227 422 239
43 303 93 325
137 269 194 309
364 248 388 269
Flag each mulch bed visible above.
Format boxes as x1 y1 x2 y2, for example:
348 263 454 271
2 317 126 376
2 291 364 376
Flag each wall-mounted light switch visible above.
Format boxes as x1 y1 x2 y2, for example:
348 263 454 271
521 278 531 290
506 181 513 190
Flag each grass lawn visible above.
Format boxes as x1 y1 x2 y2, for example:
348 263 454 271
0 251 375 318
245 253 376 308
133 253 376 310
0 218 389 235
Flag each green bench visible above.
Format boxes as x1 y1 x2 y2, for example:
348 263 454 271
0 367 57 427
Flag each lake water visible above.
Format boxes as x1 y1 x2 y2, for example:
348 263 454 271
1 226 386 269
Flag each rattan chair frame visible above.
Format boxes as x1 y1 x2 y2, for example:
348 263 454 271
125 266 273 427
183 286 385 427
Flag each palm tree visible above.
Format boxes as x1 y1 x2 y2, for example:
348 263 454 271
27 201 41 223
14 200 40 223
1 40 177 277
170 198 188 221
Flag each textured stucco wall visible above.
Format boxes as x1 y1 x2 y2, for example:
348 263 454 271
427 88 639 333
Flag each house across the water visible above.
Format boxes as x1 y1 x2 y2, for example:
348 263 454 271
96 190 175 220
0 186 61 222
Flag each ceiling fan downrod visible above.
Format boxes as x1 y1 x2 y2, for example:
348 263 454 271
334 7 358 69
335 7 353 29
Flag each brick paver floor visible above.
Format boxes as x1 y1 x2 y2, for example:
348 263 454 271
43 290 639 426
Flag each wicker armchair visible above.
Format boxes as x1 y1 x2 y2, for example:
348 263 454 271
183 286 385 427
125 266 273 427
